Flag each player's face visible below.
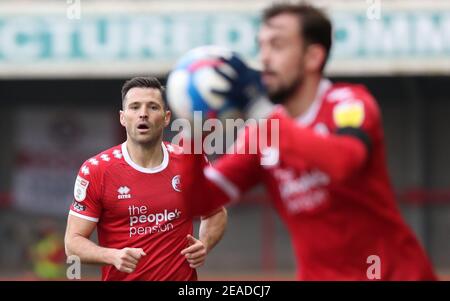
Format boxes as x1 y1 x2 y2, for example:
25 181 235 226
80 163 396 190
258 13 306 104
120 87 171 146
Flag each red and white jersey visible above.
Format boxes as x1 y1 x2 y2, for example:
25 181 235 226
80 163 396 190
69 141 196 281
205 79 436 280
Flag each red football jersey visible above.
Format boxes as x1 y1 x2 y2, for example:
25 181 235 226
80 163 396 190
69 142 196 281
202 79 436 280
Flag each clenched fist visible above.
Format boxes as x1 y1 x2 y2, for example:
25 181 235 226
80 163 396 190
112 247 146 273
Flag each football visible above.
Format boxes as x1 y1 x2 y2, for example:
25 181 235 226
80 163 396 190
166 45 245 121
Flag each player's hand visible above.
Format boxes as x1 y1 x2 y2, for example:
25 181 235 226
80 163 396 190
112 247 146 273
180 235 208 269
212 55 266 111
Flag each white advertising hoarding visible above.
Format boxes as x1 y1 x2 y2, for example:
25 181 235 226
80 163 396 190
0 0 449 77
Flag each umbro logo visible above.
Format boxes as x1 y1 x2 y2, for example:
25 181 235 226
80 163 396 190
117 186 131 199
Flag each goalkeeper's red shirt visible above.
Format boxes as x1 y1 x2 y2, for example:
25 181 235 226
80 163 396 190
69 142 196 281
184 79 436 280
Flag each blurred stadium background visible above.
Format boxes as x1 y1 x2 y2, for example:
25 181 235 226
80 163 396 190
0 0 449 280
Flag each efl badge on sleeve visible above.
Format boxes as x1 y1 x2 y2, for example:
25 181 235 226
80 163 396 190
333 101 365 128
74 175 89 202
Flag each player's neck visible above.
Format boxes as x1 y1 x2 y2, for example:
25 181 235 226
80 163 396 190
125 138 164 169
283 75 322 119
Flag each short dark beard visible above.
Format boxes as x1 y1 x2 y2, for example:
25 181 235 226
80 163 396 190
268 76 303 104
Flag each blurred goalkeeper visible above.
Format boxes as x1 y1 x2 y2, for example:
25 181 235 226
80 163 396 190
179 2 436 280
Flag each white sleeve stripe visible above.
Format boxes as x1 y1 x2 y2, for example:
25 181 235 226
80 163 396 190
69 210 99 223
204 166 240 201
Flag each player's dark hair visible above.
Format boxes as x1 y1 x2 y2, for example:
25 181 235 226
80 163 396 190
121 76 167 109
262 2 332 72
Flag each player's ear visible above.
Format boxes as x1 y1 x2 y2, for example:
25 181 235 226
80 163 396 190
164 110 171 127
305 44 326 73
119 110 126 127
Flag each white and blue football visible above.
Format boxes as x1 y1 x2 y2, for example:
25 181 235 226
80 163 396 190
166 45 244 121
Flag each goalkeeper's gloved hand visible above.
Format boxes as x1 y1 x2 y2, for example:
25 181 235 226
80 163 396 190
211 55 273 119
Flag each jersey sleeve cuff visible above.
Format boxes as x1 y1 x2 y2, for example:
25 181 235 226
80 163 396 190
204 166 240 202
69 210 99 223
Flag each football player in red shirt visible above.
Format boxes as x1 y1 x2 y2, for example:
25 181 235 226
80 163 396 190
64 77 227 281
181 3 436 280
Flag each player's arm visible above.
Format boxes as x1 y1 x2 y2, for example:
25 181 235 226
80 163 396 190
182 127 262 218
272 98 376 183
199 207 227 253
180 153 227 218
203 51 373 183
65 214 114 265
65 214 146 274
180 207 228 268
